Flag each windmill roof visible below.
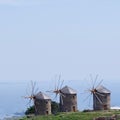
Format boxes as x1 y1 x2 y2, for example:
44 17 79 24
61 86 77 94
96 85 111 94
35 92 51 100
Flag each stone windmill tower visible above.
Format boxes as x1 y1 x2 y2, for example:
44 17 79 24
25 81 51 115
92 85 111 110
85 75 111 111
60 86 78 112
47 75 78 112
34 92 51 115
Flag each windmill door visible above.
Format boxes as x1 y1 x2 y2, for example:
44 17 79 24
73 106 76 112
46 111 48 115
103 105 107 110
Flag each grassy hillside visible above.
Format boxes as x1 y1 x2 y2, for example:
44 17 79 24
20 110 120 120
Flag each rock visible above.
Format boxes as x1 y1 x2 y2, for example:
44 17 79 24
93 116 117 120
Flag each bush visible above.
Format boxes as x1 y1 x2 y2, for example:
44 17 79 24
51 101 60 114
25 106 35 115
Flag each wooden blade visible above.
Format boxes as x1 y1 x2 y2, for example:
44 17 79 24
53 93 58 101
80 90 90 94
57 74 61 90
83 93 91 102
26 98 32 107
26 88 30 97
88 94 92 107
33 81 37 94
60 79 64 89
96 79 103 89
90 74 94 87
46 90 54 96
31 80 35 96
96 91 105 97
60 92 65 98
94 93 103 104
92 74 99 89
46 90 54 93
54 74 57 90
26 82 31 96
60 95 64 105
34 87 39 94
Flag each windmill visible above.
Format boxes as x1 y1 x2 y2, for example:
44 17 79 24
24 80 51 115
46 74 65 105
59 85 78 112
47 75 78 112
84 75 111 111
24 80 39 113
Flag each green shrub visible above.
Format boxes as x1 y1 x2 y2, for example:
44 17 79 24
51 101 60 114
25 106 35 115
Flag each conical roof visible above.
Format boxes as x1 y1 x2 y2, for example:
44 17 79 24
96 85 111 94
35 92 51 100
61 86 77 94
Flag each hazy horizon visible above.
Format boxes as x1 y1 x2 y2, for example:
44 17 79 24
0 78 120 116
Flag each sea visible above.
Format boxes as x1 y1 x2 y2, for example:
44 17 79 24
0 79 120 120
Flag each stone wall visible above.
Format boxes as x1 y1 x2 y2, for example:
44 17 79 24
93 93 110 110
60 94 77 112
34 99 51 115
93 114 120 120
94 117 115 120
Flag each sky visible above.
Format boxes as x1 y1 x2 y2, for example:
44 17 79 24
0 0 120 81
